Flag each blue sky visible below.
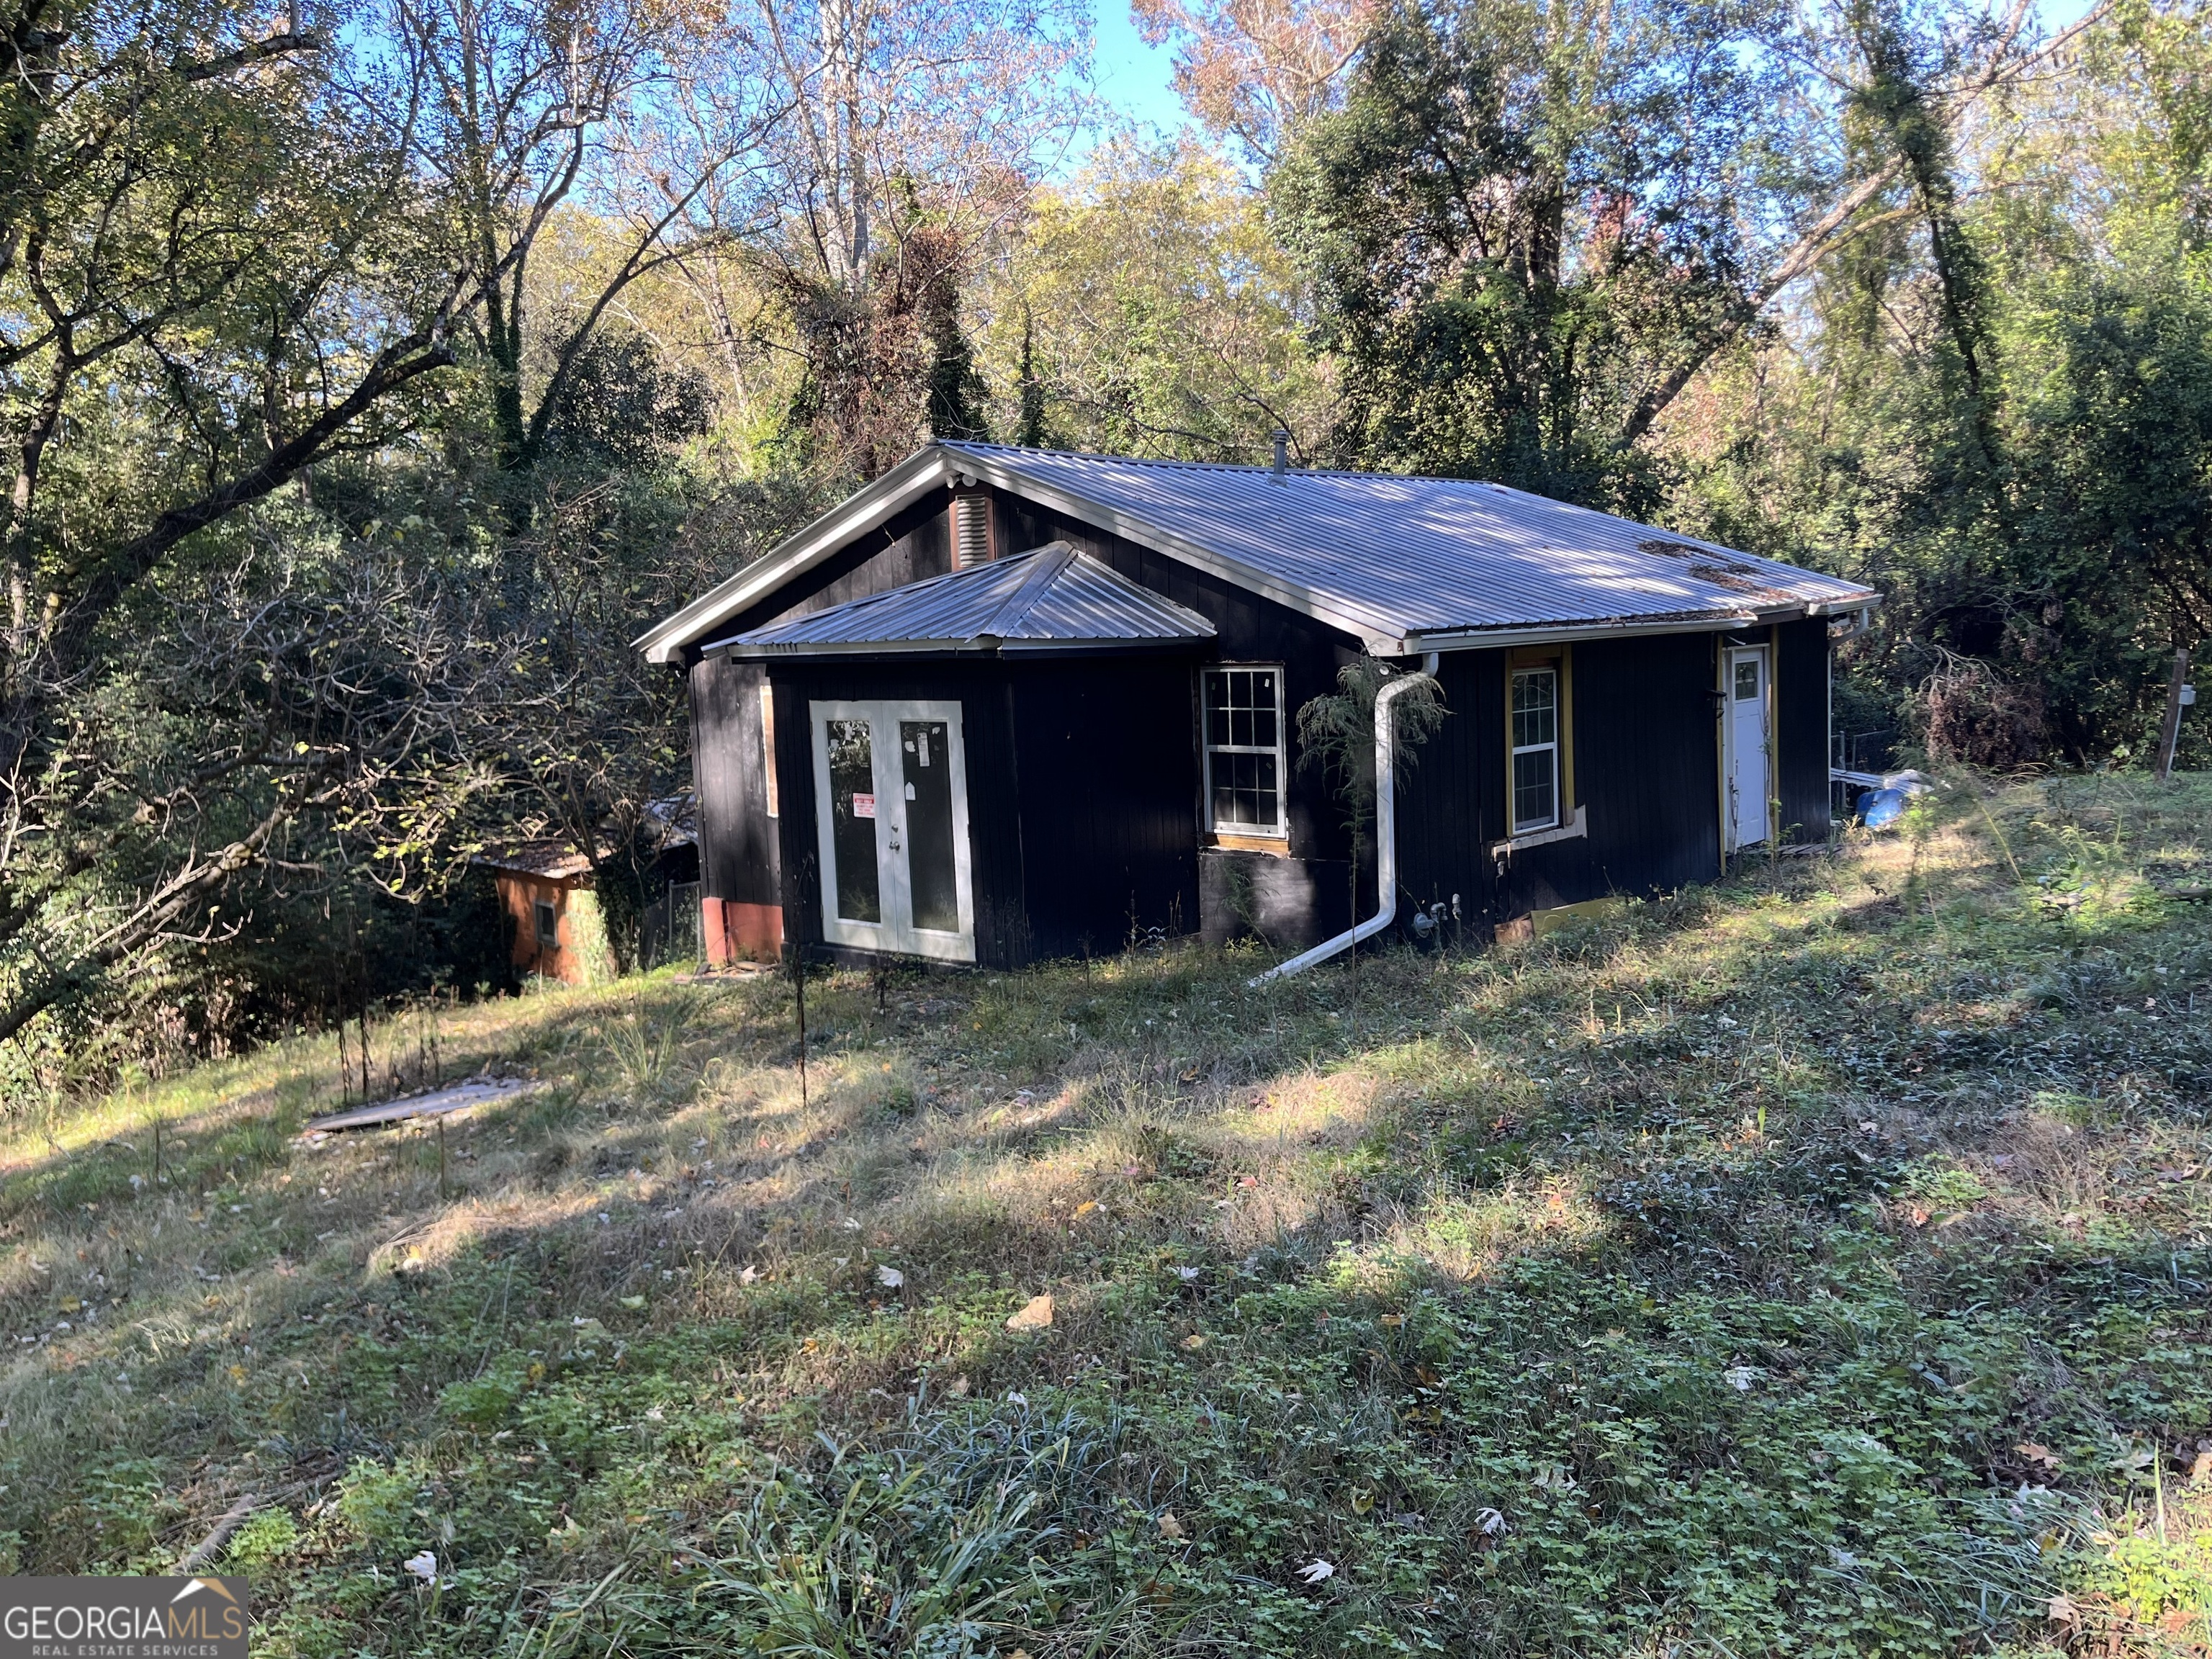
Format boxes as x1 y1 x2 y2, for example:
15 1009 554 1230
1086 1 1187 139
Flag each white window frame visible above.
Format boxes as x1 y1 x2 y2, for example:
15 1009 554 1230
1509 665 1562 835
1201 664 1287 840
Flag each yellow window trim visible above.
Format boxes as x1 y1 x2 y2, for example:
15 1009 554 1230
1208 832 1290 855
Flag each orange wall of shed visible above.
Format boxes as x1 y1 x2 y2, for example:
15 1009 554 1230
498 873 590 984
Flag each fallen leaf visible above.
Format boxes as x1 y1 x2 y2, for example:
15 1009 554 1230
1349 1486 1375 1516
1378 1313 1404 1328
57 1298 80 1314
2016 1442 2061 1470
1158 1511 1185 1540
876 1265 904 1289
1074 1200 1098 1218
1006 1293 1053 1331
1181 1333 1207 1351
403 1550 438 1582
1907 1205 1930 1227
618 1295 646 1310
2190 1450 2211 1483
1298 1558 1334 1585
947 1375 970 1398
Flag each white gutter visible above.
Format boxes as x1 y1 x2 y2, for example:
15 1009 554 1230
1251 655 1439 984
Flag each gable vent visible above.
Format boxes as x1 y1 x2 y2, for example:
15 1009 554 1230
951 492 992 568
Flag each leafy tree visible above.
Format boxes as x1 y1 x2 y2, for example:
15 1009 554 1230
982 138 1330 461
1271 0 2103 509
1269 0 1796 509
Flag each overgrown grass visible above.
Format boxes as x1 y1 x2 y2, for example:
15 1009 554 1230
6 774 2212 1655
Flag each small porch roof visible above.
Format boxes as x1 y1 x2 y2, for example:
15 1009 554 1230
704 541 1217 659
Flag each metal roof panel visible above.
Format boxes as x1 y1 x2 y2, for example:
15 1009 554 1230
941 443 1878 642
709 542 1218 656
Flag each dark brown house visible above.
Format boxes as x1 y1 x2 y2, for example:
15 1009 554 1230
638 443 1880 970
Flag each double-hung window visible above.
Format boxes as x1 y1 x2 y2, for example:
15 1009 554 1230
1202 666 1285 838
1509 664 1562 833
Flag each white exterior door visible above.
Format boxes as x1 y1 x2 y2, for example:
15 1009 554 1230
1725 647 1771 853
809 700 975 961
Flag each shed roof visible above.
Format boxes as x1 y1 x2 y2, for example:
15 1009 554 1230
639 443 1879 663
474 842 593 882
706 541 1217 658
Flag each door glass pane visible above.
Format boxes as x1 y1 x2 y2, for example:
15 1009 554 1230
901 720 960 933
1734 659 1760 700
824 718 881 922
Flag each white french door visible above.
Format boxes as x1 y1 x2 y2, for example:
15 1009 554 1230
1724 647 1772 852
809 700 975 962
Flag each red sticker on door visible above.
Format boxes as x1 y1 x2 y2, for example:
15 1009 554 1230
852 793 876 819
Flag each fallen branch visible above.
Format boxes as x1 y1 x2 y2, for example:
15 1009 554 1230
176 1492 260 1573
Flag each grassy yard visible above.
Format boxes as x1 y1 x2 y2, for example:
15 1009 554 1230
4 777 2212 1656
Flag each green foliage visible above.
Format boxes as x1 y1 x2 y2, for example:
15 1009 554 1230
1272 0 1787 508
983 138 1331 462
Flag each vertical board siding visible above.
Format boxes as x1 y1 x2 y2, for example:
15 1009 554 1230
1396 635 1722 927
1393 648 1499 929
1566 632 1725 899
997 498 1369 870
1009 658 1201 956
1775 617 1832 843
689 655 778 907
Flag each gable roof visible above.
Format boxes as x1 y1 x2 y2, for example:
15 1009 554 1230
638 442 1879 663
707 541 1216 658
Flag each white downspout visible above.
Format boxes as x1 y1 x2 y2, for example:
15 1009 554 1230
1251 654 1439 984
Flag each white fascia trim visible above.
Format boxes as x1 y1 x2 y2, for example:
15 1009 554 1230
635 449 956 663
957 448 1406 654
1413 613 1763 653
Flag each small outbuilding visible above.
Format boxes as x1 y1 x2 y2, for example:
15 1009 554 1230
638 442 1881 969
477 844 616 986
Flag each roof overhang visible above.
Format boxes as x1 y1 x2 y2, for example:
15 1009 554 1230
637 441 1887 665
1402 593 1881 656
708 634 1213 661
635 447 961 664
635 442 1410 663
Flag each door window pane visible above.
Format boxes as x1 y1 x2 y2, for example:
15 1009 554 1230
901 720 960 933
824 718 881 922
1202 667 1284 835
1735 659 1760 700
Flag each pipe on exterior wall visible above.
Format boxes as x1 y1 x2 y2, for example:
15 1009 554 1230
1251 653 1440 984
